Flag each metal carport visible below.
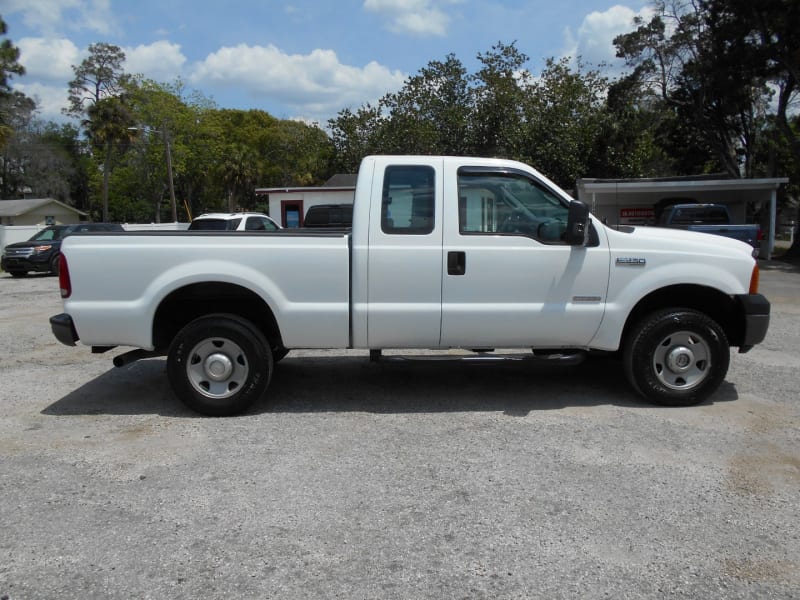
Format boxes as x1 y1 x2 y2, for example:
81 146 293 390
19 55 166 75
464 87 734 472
576 176 788 259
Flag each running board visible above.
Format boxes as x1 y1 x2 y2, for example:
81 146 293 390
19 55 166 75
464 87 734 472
370 350 586 366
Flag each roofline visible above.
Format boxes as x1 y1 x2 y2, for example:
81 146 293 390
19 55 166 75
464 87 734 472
577 177 789 193
0 197 88 217
255 186 356 194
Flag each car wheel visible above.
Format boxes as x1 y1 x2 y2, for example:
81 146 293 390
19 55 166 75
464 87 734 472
623 308 729 406
167 313 273 416
49 254 61 276
8 270 28 278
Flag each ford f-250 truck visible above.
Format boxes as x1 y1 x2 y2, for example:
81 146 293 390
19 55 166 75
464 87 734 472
50 156 770 416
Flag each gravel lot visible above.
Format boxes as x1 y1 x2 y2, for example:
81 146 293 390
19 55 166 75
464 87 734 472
1 265 798 599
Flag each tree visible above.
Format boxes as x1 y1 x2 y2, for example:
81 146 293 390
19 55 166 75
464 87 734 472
328 104 387 173
613 1 772 177
470 41 530 157
521 57 609 188
85 96 135 221
65 43 126 118
0 16 26 147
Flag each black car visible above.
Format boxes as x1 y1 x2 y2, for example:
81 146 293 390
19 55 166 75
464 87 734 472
1 223 124 277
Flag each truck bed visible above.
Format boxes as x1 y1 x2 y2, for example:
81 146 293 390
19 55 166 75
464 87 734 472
60 230 352 350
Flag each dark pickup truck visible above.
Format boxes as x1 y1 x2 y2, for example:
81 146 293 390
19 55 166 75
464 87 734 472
657 204 761 252
1 223 124 277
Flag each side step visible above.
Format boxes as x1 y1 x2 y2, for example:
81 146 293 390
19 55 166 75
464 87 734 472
368 349 586 366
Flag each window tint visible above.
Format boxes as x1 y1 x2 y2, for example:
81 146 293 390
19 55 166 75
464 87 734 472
670 207 729 225
381 165 436 235
188 219 233 231
457 170 569 243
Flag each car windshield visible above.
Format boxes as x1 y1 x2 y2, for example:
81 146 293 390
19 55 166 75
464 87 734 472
188 218 242 231
29 227 68 241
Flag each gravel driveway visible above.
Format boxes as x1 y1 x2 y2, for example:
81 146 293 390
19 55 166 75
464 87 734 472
1 265 798 599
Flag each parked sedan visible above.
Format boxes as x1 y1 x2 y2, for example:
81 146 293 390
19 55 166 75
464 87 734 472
2 223 124 277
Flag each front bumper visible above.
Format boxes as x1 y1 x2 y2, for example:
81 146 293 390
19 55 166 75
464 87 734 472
735 293 770 352
50 313 78 346
2 253 52 273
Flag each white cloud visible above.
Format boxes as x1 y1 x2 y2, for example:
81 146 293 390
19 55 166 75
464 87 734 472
17 37 81 83
190 44 407 121
1 0 117 35
12 82 71 121
123 41 187 82
563 4 655 72
363 0 458 37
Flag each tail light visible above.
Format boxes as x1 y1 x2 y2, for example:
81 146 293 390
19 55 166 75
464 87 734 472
59 253 72 298
749 263 760 294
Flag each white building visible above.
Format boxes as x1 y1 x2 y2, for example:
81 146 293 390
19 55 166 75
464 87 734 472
255 174 356 227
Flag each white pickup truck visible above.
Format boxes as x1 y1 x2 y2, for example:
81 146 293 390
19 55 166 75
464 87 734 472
51 156 770 416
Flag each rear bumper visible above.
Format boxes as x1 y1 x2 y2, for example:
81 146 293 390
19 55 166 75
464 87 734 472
734 293 770 352
50 313 78 346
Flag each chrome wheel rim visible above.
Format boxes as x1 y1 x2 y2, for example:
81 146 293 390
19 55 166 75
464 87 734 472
653 330 711 391
187 337 248 399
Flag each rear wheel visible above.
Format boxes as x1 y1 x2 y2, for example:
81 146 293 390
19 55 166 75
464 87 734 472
167 314 273 416
49 254 61 276
623 308 729 406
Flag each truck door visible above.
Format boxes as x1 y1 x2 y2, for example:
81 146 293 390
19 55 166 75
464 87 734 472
439 164 609 348
366 162 444 348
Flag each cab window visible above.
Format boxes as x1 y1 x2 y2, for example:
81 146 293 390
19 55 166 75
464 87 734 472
457 169 569 243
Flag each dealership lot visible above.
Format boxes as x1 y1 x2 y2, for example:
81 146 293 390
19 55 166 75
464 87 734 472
1 266 798 599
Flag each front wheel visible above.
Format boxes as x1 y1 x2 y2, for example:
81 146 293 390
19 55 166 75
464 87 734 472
623 309 729 406
167 314 273 416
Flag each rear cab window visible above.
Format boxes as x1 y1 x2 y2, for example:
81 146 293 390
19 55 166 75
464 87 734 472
381 165 436 235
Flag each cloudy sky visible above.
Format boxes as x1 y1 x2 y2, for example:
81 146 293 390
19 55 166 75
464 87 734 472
1 0 652 125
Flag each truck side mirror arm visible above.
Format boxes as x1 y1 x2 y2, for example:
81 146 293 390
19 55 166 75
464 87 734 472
565 201 590 246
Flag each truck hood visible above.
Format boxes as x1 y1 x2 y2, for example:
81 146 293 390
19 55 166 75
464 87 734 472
605 224 756 259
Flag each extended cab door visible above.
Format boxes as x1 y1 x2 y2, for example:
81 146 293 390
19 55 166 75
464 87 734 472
365 160 444 347
439 163 610 348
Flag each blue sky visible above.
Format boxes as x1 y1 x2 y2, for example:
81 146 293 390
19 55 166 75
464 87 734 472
1 0 652 125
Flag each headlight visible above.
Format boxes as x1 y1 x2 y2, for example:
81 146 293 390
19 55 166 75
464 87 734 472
33 245 52 253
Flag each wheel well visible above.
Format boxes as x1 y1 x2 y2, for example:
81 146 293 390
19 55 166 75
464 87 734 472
152 282 283 352
622 284 744 348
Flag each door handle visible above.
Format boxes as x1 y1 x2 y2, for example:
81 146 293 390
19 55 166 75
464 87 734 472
447 251 466 275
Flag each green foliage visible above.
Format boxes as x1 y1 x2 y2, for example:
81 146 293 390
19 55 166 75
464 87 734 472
0 16 26 148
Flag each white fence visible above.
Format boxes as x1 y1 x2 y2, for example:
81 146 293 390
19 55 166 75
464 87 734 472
0 222 189 254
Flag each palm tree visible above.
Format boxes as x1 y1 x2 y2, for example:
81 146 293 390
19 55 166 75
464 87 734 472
85 97 135 221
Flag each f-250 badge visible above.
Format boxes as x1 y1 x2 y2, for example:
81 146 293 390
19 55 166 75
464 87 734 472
616 257 647 266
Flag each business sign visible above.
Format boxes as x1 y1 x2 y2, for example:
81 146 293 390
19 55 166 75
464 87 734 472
619 207 654 225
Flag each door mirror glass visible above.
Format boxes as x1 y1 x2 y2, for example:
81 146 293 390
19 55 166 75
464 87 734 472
565 201 590 246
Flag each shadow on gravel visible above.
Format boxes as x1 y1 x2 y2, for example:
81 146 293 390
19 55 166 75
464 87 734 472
42 354 739 418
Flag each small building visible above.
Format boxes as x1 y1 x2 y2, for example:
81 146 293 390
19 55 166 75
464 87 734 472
0 198 87 226
255 174 356 227
577 175 789 259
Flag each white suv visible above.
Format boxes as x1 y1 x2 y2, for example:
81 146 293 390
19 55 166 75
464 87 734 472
188 212 280 232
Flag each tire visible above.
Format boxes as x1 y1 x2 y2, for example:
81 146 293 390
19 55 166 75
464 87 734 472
167 314 273 416
49 254 61 276
623 308 729 406
8 270 28 278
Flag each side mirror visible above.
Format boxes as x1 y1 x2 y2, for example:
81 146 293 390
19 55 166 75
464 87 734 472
565 201 590 246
